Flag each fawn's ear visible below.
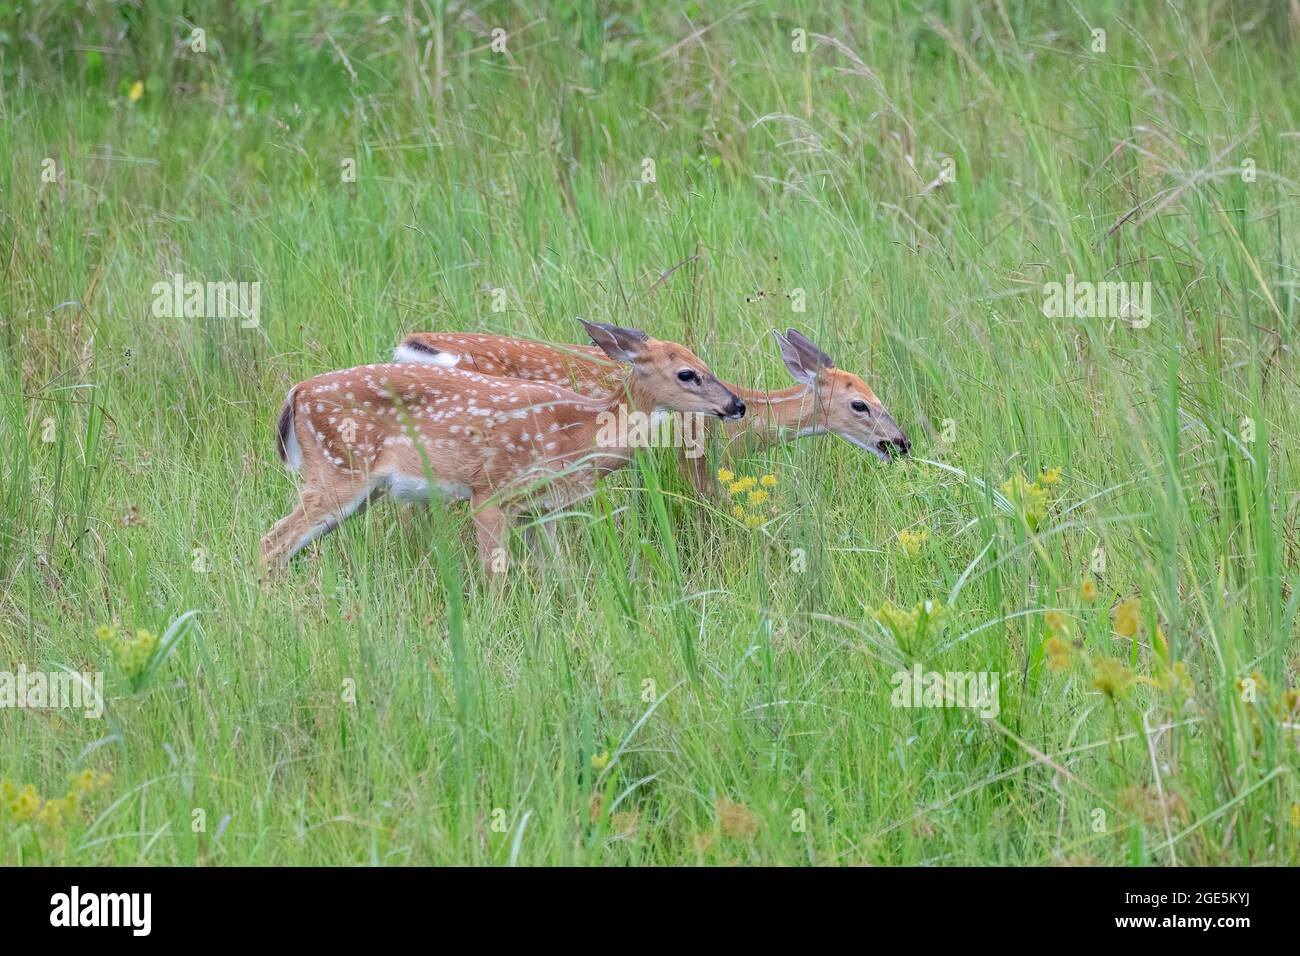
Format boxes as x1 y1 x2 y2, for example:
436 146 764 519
785 329 836 371
580 318 650 363
773 330 821 385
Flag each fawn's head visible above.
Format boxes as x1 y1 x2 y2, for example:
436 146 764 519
774 329 910 461
581 319 745 420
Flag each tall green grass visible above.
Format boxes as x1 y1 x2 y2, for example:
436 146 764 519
1 0 1297 864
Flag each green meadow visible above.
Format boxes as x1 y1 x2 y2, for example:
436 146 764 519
1 1 1298 865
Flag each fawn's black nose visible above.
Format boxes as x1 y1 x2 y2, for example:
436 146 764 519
723 397 746 420
878 436 910 458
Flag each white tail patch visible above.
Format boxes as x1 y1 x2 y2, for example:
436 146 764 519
393 344 460 367
283 427 302 472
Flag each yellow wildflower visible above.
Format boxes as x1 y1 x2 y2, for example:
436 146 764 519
1045 636 1073 671
69 768 109 797
591 751 610 771
1092 657 1135 700
874 599 945 654
747 489 768 507
728 482 745 496
732 505 745 519
1153 625 1170 661
1000 472 1050 530
1235 671 1268 700
1113 597 1141 638
128 80 144 102
896 529 929 557
760 474 777 487
1039 467 1062 485
876 601 915 635
1080 578 1097 602
104 624 158 680
717 467 734 483
12 784 40 822
735 476 756 492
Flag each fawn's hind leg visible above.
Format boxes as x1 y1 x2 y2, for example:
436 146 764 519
260 479 378 567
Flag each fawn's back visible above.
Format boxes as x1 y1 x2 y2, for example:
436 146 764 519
396 332 614 396
285 362 610 506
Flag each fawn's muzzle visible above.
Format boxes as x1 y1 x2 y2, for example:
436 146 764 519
720 396 746 420
877 435 911 458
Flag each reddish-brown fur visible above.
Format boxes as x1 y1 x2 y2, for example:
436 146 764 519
396 329 910 494
262 325 743 571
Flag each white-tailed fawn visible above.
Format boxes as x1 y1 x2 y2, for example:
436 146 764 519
395 327 910 494
262 320 745 571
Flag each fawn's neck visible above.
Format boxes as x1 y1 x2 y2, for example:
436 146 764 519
722 383 822 447
567 374 661 469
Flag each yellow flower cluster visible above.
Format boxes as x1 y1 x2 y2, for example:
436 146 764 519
1235 670 1268 699
1000 469 1061 530
1042 607 1080 672
1044 636 1073 671
1043 591 1197 704
720 469 778 529
1113 597 1141 637
1230 670 1300 743
98 624 158 681
874 599 946 654
1091 656 1135 699
896 528 930 557
2 770 110 832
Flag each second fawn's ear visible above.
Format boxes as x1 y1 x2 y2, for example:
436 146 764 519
785 329 836 371
580 318 650 363
773 330 820 385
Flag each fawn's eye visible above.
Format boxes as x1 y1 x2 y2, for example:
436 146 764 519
851 400 870 413
677 369 698 382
